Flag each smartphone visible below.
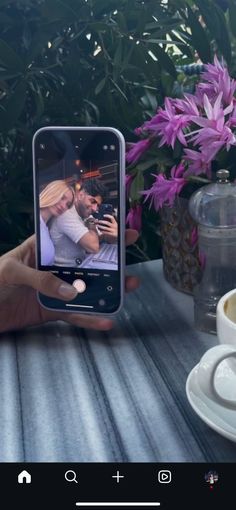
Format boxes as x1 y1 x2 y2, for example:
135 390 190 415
92 203 113 221
33 126 125 314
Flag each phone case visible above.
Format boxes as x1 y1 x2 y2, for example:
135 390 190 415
32 126 125 315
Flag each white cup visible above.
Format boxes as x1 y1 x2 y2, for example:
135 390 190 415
216 288 236 346
196 289 236 408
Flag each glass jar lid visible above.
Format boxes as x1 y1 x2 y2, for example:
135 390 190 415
189 170 236 227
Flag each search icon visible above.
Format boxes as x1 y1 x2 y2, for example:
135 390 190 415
65 470 78 483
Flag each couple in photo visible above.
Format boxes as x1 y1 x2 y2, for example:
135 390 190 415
39 178 118 270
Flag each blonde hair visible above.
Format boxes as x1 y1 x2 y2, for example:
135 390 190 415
40 180 74 208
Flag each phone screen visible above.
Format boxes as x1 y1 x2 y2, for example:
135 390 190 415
33 127 125 314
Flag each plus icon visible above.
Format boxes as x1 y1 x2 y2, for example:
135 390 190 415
112 470 124 483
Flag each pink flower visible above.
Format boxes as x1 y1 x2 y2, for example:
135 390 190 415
189 93 236 154
173 94 199 116
128 56 236 210
126 204 142 231
144 97 191 149
134 126 143 136
195 82 216 106
228 103 236 128
200 56 236 105
126 139 151 164
184 148 212 178
141 163 187 211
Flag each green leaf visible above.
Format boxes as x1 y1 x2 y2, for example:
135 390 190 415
173 140 183 160
186 6 212 63
194 0 231 63
130 171 144 202
145 19 181 30
141 90 158 112
0 70 22 79
109 77 128 102
150 44 177 78
193 0 218 36
148 147 173 165
161 70 175 97
39 0 78 21
171 31 193 59
26 25 65 64
146 38 184 45
0 39 24 72
92 0 118 16
31 85 45 118
114 39 122 68
173 27 192 44
114 11 127 32
83 99 100 124
95 76 107 95
135 158 159 172
0 13 14 25
90 22 111 32
0 80 27 131
229 0 236 38
0 0 19 6
121 41 135 73
214 5 232 64
113 39 123 81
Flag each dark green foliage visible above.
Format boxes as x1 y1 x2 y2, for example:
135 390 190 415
0 0 234 261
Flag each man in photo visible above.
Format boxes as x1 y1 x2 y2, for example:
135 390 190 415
49 179 112 267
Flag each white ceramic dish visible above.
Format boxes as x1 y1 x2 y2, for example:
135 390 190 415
186 363 236 442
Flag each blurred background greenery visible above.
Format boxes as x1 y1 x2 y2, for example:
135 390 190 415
0 0 236 262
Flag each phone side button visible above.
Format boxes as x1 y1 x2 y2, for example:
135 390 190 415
72 279 87 293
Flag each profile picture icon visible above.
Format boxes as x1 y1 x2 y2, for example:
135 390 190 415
204 470 218 489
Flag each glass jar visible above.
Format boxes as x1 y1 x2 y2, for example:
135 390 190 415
189 169 236 334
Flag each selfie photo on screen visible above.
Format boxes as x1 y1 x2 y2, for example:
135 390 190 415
33 127 123 314
40 174 118 271
38 136 119 272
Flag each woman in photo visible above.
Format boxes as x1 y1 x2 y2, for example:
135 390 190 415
40 180 74 265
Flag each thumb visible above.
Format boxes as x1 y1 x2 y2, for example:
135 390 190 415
1 258 78 301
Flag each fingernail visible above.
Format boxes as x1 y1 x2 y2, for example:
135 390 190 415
98 320 113 330
58 283 78 298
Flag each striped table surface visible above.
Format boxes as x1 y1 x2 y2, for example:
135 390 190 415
0 259 235 462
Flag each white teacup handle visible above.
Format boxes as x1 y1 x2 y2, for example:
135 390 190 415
197 345 236 409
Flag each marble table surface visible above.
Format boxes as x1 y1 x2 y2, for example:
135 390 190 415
1 259 236 463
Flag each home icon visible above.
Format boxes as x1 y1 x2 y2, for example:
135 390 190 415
18 470 31 484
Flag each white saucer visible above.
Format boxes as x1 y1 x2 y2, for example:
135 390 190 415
186 363 236 442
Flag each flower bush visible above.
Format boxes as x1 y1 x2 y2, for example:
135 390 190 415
126 56 236 231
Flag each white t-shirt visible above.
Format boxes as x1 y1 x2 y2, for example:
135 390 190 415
40 216 55 265
49 206 89 266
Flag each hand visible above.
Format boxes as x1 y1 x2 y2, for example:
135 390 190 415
84 216 98 232
97 214 118 241
0 230 139 333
